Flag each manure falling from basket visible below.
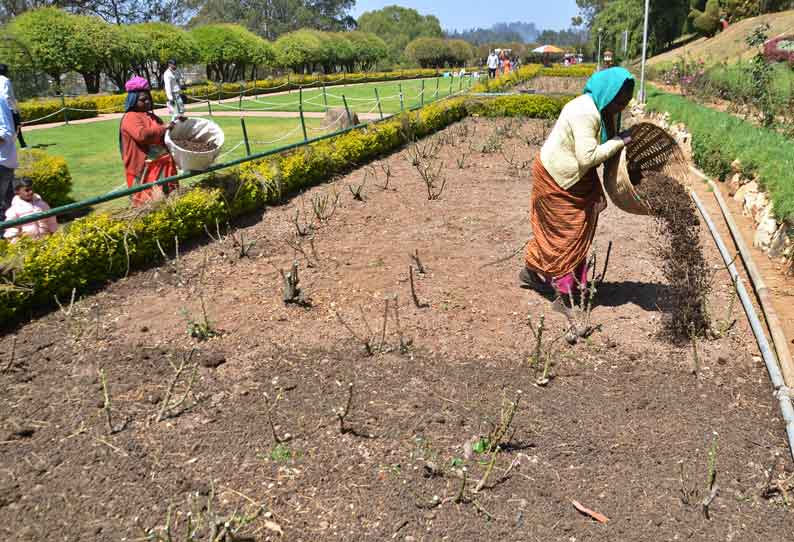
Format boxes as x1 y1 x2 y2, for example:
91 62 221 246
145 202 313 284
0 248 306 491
636 174 711 341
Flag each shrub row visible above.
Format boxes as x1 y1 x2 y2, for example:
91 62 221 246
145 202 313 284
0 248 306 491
0 92 567 325
646 85 794 222
20 69 446 120
18 96 99 125
472 64 543 93
15 150 74 208
539 65 596 78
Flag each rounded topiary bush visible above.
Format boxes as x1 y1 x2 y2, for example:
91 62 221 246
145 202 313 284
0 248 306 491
15 149 74 208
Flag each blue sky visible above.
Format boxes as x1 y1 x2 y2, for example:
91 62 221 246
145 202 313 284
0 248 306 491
350 0 581 31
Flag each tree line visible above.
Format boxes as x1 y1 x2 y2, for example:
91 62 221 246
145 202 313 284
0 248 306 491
3 7 388 92
577 0 794 60
3 7 481 94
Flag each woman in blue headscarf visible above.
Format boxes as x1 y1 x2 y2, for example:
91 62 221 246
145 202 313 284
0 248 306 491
520 67 635 295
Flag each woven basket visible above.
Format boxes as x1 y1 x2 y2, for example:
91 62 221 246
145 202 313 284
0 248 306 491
603 122 687 215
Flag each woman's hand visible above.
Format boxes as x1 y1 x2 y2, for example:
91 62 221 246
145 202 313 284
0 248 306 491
618 129 632 145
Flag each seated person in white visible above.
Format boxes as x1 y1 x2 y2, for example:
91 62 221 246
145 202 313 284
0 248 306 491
3 178 58 241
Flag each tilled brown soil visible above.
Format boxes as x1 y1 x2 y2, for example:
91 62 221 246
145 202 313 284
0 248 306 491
1 118 792 541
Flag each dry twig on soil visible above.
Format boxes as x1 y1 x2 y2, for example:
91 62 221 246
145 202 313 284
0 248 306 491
311 190 340 222
156 350 199 422
409 266 429 309
414 160 448 200
99 368 129 434
278 260 305 304
410 249 426 274
264 392 292 444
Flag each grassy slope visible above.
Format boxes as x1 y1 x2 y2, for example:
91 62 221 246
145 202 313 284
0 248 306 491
22 116 321 202
648 10 794 67
188 77 464 114
646 85 794 222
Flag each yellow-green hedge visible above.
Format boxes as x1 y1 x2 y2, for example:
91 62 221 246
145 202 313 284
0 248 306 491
0 93 565 324
468 94 572 118
15 149 74 208
539 65 596 78
43 69 446 115
19 96 98 125
472 64 543 93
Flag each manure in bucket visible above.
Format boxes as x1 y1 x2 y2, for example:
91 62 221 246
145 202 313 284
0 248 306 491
635 174 711 341
171 138 219 153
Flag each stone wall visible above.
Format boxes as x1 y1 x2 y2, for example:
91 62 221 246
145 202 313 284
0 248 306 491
630 101 793 274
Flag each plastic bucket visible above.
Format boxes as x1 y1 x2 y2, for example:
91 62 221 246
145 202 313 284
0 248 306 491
165 118 225 171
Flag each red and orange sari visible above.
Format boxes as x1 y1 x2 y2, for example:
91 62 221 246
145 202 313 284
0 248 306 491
120 111 178 207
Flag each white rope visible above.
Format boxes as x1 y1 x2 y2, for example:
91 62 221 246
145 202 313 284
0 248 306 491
248 96 304 108
250 123 304 146
215 140 246 162
20 108 68 125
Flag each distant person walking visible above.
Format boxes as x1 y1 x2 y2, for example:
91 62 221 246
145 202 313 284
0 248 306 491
163 59 185 120
0 64 27 149
0 95 18 221
502 54 512 76
487 51 500 79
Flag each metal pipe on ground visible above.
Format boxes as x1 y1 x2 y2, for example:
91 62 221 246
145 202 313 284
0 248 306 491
691 190 794 462
689 166 794 386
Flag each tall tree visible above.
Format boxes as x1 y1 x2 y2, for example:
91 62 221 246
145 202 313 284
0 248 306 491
576 0 609 26
357 5 443 65
1 0 191 24
187 0 353 39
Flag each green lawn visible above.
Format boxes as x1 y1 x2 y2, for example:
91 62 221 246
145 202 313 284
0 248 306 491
188 76 471 114
23 116 322 204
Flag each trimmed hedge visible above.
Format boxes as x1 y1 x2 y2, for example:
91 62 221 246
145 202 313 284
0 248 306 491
15 149 74 208
539 65 596 78
26 69 447 117
472 64 543 93
19 96 98 125
0 92 567 324
646 85 794 222
468 94 572 118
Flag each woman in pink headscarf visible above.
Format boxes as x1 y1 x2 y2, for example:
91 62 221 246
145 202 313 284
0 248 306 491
119 76 181 207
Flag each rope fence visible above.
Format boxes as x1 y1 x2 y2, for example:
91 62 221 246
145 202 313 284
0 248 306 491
1 75 477 231
20 73 478 127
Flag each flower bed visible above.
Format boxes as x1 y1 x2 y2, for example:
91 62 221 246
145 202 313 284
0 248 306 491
0 93 569 325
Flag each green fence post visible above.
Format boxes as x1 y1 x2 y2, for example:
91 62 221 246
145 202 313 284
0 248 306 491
459 74 463 92
207 99 213 116
239 83 244 111
374 87 384 120
399 83 404 112
449 76 453 96
299 87 308 141
60 93 69 125
342 95 352 125
299 105 308 142
420 79 424 107
240 117 251 155
322 85 328 112
434 77 440 100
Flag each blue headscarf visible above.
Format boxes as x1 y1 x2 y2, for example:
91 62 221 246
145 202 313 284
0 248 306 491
583 67 635 143
124 91 140 112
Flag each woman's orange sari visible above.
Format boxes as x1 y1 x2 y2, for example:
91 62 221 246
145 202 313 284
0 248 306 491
524 157 604 288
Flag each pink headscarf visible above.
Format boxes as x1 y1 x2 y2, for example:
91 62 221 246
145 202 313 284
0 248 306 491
125 76 150 92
